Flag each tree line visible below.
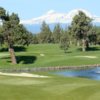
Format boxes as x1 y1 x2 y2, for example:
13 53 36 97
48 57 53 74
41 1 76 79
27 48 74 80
32 11 100 52
0 7 100 64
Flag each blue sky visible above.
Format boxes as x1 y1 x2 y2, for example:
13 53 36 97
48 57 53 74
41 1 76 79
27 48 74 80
0 0 99 20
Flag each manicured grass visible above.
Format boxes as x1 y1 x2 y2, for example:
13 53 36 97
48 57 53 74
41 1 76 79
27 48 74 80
0 74 100 100
0 44 100 100
0 44 100 68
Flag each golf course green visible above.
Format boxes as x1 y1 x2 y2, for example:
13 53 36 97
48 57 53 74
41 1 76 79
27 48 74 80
0 44 100 100
0 73 100 100
0 44 100 68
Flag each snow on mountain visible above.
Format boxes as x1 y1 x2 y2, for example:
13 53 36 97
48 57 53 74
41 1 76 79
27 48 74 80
21 10 67 24
20 9 100 25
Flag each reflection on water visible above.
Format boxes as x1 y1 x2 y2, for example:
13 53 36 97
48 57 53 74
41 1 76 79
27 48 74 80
53 67 100 80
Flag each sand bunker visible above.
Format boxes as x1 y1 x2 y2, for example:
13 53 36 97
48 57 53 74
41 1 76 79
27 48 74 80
75 56 97 59
40 54 45 56
0 72 48 78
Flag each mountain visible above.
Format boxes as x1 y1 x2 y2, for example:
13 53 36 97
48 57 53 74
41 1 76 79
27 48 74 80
21 9 100 25
24 23 69 33
20 9 100 33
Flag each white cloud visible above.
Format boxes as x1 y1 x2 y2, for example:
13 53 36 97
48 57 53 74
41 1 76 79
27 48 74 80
20 9 100 25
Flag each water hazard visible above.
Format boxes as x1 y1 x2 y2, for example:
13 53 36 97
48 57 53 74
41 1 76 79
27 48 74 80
53 67 100 80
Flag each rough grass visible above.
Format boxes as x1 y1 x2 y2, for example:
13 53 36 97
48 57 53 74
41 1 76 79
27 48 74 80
0 44 100 68
0 74 100 100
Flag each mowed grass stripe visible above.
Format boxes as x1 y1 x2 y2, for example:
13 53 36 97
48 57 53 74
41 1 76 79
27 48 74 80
0 74 99 100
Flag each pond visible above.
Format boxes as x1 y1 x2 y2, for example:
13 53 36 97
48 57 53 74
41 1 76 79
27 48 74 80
53 67 100 80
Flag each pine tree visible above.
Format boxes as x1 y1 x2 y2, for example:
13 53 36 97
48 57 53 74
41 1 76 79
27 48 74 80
0 7 31 64
39 21 52 43
53 24 62 43
70 11 92 51
60 30 69 53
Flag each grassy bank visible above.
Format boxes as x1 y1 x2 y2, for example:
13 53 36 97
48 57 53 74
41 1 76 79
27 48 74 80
0 44 100 68
0 73 100 100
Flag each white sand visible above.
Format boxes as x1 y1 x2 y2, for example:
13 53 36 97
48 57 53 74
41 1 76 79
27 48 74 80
75 56 97 59
0 72 48 78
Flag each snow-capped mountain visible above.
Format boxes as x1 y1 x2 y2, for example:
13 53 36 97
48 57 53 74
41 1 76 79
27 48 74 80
20 9 100 25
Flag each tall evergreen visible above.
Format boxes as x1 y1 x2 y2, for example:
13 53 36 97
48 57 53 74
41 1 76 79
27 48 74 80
0 26 4 46
0 7 31 64
88 27 97 45
60 30 69 53
65 26 74 45
53 24 62 43
70 11 92 51
39 21 52 43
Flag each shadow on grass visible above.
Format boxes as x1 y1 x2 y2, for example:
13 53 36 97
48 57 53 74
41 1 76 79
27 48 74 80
77 46 100 52
2 55 37 64
86 47 100 51
0 48 8 52
16 56 37 64
0 46 26 52
14 46 27 52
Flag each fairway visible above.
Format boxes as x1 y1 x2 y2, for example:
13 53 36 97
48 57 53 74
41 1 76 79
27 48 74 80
0 74 100 100
0 44 100 68
0 1 100 100
0 44 99 100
